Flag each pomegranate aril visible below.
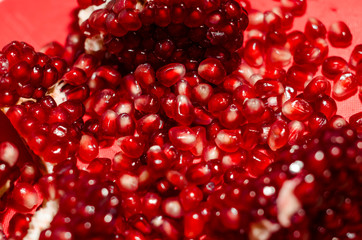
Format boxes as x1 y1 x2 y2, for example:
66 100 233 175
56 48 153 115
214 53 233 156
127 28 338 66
333 72 358 100
247 147 274 177
41 65 58 88
62 67 87 86
218 104 245 129
254 79 285 97
169 126 196 151
282 98 313 121
8 213 32 239
328 21 352 48
286 65 314 91
118 136 145 158
243 39 264 68
303 76 331 101
288 120 307 144
265 46 292 67
329 115 348 129
268 120 289 151
192 83 214 105
78 134 99 162
134 94 160 114
314 95 337 120
304 17 326 40
349 111 362 133
174 94 195 126
280 0 306 16
242 98 265 123
215 129 240 152
293 44 325 66
198 58 226 85
349 44 362 69
208 92 232 114
308 112 328 133
322 56 348 79
11 182 39 212
156 63 186 87
186 162 212 185
137 113 164 135
286 30 307 54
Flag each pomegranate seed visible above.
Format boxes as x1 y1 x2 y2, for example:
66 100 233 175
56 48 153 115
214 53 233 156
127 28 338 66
198 58 226 85
134 94 160 114
349 44 362 69
222 149 247 169
156 63 186 87
62 67 87 86
78 134 99 162
162 197 183 218
100 109 117 136
174 94 195 126
208 92 232 115
254 79 285 97
328 21 352 48
137 113 164 135
282 98 313 121
242 98 265 123
308 112 328 133
280 0 306 16
8 213 32 239
73 53 98 77
247 147 274 177
333 72 358 100
288 120 307 144
116 172 139 192
322 56 348 79
349 112 362 133
243 39 264 68
303 76 331 101
215 129 240 152
134 63 155 88
329 115 348 129
123 74 142 98
192 83 214 105
304 17 326 40
118 9 142 31
293 44 324 66
11 182 39 212
286 65 313 91
186 162 212 186
265 46 292 67
268 120 289 151
169 126 197 151
219 104 245 129
118 136 146 158
314 95 337 120
190 126 207 156
184 212 205 238
0 141 19 167
285 30 307 53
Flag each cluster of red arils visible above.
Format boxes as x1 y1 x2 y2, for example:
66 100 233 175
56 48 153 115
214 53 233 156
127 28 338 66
0 0 361 239
77 0 248 73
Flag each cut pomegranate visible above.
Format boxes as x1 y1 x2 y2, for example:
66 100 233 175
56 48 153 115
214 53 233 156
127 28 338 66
1 0 362 239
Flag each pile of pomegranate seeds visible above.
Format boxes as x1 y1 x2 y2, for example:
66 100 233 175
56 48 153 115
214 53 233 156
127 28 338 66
0 0 361 239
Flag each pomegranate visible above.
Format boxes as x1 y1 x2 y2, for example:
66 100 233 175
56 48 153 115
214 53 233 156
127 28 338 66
0 0 361 239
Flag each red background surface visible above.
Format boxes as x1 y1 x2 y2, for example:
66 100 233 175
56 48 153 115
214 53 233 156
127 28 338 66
0 0 361 117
